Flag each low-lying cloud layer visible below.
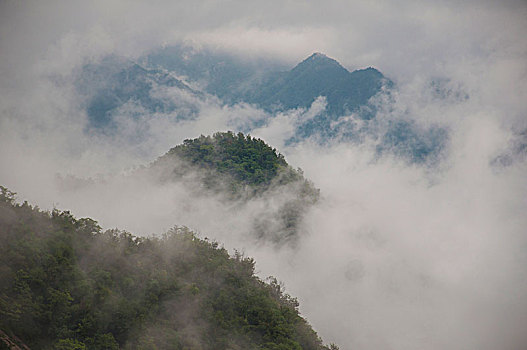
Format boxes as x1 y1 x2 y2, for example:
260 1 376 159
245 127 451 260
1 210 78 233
1 1 526 349
274 131 527 349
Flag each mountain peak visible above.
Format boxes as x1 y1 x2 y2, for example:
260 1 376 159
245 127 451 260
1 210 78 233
304 52 339 64
350 66 385 80
309 52 329 59
293 52 348 75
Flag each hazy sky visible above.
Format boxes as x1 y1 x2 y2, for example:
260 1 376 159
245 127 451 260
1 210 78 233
1 1 526 349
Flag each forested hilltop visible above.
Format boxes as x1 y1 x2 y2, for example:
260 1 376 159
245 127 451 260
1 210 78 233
152 131 317 193
148 132 319 243
0 187 336 350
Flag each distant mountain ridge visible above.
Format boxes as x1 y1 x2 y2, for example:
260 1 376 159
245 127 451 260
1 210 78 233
143 45 286 105
76 55 202 129
246 53 387 116
80 49 388 129
78 47 447 163
145 48 389 117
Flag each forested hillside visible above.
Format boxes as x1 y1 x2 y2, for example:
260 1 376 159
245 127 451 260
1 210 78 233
154 131 315 190
0 187 335 350
149 132 319 243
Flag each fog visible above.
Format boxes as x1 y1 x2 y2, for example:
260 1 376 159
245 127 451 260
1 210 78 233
268 124 527 349
1 1 526 349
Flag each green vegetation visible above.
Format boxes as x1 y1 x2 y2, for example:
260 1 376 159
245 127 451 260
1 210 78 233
151 132 319 243
158 131 304 189
153 131 319 203
0 186 333 350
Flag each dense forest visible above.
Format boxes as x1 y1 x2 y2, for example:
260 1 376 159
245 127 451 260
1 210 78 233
0 186 336 350
153 131 314 192
148 132 319 243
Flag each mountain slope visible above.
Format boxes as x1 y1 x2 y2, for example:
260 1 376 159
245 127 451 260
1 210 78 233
76 55 202 129
78 49 446 164
144 45 286 104
0 186 334 350
145 49 389 117
149 132 319 243
154 131 308 189
249 53 387 116
81 50 388 131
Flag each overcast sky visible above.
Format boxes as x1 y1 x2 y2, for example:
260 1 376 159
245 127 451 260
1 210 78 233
1 0 526 77
1 1 527 349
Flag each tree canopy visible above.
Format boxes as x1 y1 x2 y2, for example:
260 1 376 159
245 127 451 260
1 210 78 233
0 187 334 350
160 131 299 189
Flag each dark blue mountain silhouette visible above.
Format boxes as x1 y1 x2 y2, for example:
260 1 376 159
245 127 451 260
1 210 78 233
248 53 388 116
76 55 200 129
79 49 447 163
